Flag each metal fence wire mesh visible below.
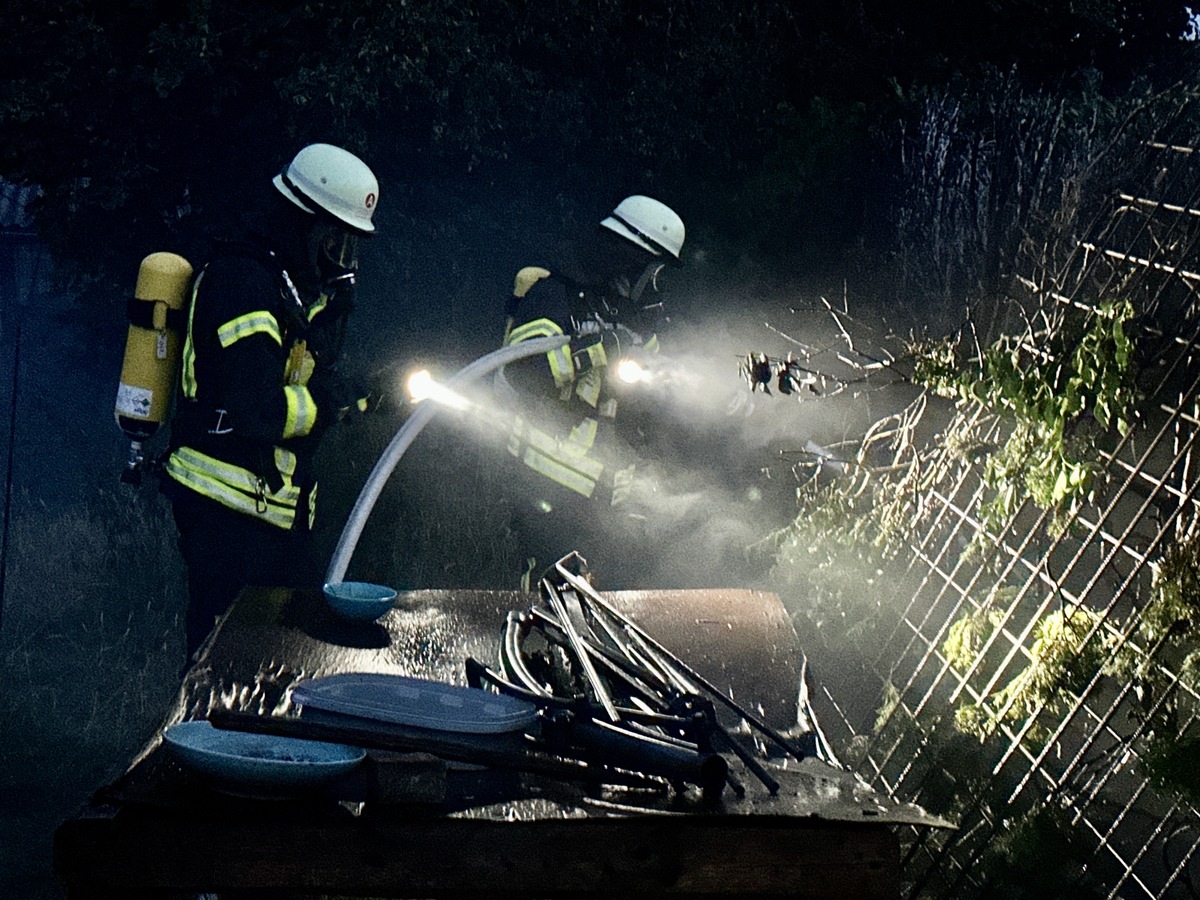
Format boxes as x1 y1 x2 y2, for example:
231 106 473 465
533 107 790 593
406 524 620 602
811 119 1200 898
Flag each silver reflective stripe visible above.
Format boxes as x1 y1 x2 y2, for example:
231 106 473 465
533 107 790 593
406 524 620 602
283 385 317 438
274 446 297 477
507 318 560 342
521 447 597 497
507 318 573 389
217 311 282 348
574 368 602 407
563 418 599 460
507 414 604 497
165 446 298 529
180 271 205 399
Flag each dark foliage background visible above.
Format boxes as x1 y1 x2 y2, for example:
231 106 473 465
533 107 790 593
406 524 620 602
2 0 1194 308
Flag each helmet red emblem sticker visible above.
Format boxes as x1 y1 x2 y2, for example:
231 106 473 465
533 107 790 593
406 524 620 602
364 192 377 210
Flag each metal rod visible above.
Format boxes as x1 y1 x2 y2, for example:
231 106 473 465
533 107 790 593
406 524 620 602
541 579 620 723
554 560 807 761
528 606 674 706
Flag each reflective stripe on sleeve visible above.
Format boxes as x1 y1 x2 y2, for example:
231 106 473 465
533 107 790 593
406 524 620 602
217 311 282 348
580 340 608 370
506 318 561 343
507 318 574 390
307 292 329 322
283 385 317 438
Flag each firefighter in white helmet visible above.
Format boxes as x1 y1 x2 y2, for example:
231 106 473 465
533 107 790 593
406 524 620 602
496 194 685 578
163 143 380 667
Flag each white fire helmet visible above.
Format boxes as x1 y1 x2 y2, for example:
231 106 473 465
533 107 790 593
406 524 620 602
273 143 379 234
600 195 685 261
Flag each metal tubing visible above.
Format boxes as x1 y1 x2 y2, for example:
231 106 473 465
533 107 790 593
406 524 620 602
469 657 697 738
500 611 555 698
543 579 620 722
527 606 673 707
554 559 807 761
560 716 729 800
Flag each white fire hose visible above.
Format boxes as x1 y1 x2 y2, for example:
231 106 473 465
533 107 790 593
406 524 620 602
324 335 569 586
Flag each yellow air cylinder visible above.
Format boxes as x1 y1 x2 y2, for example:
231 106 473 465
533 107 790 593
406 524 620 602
114 252 192 482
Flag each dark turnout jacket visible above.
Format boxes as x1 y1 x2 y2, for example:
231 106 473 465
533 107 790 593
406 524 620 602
165 241 348 531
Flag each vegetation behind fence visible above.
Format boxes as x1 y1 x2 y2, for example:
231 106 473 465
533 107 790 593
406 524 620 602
771 88 1200 898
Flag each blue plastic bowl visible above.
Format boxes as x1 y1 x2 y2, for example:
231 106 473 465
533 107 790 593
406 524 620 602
323 581 398 622
163 720 365 797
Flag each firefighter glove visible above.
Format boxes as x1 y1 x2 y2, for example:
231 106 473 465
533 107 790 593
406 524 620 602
312 372 371 425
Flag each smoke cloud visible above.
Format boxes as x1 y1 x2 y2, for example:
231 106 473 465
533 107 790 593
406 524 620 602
365 285 916 593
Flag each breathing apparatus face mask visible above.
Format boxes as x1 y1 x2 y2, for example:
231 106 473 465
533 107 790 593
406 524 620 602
317 226 359 292
622 261 669 333
605 261 664 314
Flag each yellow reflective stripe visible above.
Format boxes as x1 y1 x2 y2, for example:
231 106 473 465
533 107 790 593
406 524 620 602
308 482 318 530
522 447 597 497
564 417 599 457
525 425 604 480
165 447 298 529
644 333 659 354
507 318 574 389
507 417 603 497
574 369 602 407
217 311 282 348
275 446 297 478
167 463 295 529
283 385 317 438
284 339 315 386
582 341 607 369
308 292 329 322
181 271 204 399
548 348 574 390
170 445 300 506
506 318 558 343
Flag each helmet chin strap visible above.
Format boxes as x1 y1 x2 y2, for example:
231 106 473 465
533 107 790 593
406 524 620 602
578 259 667 328
628 260 664 310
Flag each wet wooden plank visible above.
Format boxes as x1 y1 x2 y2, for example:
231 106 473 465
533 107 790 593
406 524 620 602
56 804 899 898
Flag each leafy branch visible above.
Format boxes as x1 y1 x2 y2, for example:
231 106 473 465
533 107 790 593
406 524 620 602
920 298 1138 535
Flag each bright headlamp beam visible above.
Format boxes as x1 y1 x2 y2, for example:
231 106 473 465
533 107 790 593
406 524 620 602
405 369 471 411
